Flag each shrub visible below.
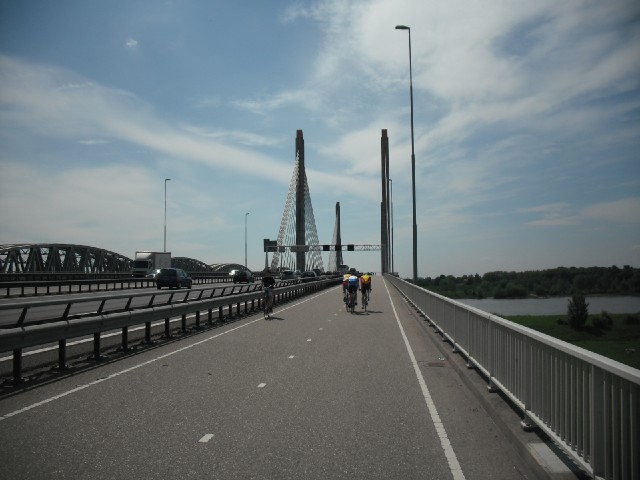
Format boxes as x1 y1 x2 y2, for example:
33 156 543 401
567 295 589 329
592 311 613 330
624 314 640 325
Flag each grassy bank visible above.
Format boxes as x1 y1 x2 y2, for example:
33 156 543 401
504 313 640 370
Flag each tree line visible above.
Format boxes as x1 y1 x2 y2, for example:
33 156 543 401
415 266 640 299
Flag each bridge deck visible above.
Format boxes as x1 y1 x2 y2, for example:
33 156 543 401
0 278 580 479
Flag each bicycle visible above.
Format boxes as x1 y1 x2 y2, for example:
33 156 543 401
347 289 357 313
361 289 369 312
263 288 274 319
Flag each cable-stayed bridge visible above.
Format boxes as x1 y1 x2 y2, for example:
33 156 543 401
1 129 393 276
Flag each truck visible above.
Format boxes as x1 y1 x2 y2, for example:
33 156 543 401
131 251 172 277
338 264 350 275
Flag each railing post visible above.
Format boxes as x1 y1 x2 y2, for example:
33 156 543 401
181 313 187 333
92 333 102 360
13 349 23 384
145 321 152 344
121 327 129 351
164 318 171 338
590 366 605 477
58 339 67 370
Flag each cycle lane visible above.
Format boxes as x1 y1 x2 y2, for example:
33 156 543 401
0 282 537 479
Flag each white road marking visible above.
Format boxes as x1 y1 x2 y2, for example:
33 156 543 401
199 434 214 443
0 287 338 421
383 279 466 480
288 355 295 359
307 339 312 342
257 383 266 388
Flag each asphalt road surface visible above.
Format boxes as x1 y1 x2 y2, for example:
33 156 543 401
0 278 557 479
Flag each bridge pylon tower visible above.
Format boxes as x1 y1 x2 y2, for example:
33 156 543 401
328 202 343 272
271 130 324 273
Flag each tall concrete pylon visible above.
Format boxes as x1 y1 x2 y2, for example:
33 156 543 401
328 202 343 272
381 129 391 273
271 130 323 272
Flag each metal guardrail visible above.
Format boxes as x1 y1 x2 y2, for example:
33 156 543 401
0 282 268 328
385 274 639 480
0 274 238 298
0 278 341 383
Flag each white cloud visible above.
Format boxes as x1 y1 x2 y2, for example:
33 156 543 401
582 198 640 224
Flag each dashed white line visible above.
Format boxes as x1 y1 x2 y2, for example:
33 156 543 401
257 383 266 388
0 287 338 421
199 434 214 443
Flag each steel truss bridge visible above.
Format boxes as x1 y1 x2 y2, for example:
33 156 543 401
0 244 245 275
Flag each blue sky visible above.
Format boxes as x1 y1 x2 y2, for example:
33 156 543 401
1 0 639 278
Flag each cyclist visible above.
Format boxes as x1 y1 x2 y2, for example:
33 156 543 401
342 272 351 303
346 272 359 307
360 272 372 307
262 270 276 313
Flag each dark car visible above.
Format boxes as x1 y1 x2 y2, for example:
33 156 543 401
300 271 318 282
231 269 253 283
155 268 193 289
279 270 297 281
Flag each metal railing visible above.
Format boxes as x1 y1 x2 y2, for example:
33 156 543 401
0 278 341 383
385 274 639 480
0 273 238 298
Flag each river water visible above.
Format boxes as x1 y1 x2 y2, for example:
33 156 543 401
456 296 640 316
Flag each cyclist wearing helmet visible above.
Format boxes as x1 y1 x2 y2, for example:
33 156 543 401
346 272 359 306
360 272 372 306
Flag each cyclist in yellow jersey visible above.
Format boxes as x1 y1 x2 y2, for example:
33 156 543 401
360 273 372 307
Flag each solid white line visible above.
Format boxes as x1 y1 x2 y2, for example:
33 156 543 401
0 287 338 422
383 279 466 480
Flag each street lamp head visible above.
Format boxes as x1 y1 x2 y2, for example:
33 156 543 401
395 25 409 30
165 178 171 182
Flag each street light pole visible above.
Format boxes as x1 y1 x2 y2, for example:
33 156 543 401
389 178 394 274
164 178 171 252
395 24 418 282
245 212 250 268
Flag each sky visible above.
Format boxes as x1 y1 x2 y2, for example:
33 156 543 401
1 0 639 279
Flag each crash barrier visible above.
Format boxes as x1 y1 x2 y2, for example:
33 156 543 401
0 273 338 298
0 278 341 383
0 273 239 298
385 274 639 480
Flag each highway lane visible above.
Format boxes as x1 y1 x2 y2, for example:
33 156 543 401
0 278 538 479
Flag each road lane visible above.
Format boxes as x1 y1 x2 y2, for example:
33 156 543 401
0 279 536 479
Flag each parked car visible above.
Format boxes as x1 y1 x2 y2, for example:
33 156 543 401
155 268 193 289
280 270 297 280
300 271 318 282
231 269 253 283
